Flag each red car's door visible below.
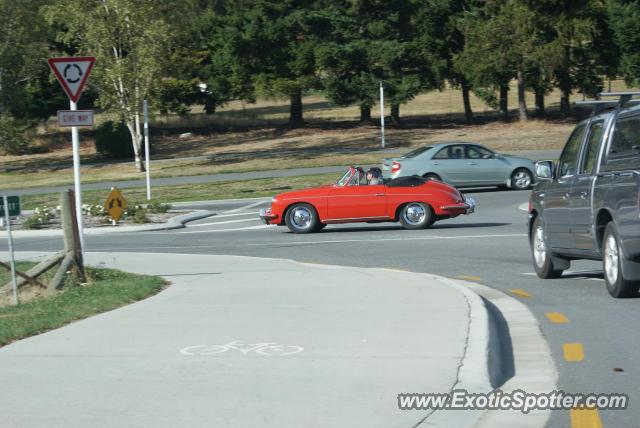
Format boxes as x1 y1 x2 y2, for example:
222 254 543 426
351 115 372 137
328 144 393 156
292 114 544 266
327 184 387 221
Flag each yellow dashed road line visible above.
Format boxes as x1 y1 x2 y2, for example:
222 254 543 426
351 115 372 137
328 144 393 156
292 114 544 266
456 275 482 282
546 312 569 324
510 288 533 298
563 343 585 362
570 406 603 428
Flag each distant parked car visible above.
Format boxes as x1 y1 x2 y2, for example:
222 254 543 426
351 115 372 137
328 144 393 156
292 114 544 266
382 142 536 190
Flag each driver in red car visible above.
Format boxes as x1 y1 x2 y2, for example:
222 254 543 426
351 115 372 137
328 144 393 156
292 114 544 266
366 168 382 185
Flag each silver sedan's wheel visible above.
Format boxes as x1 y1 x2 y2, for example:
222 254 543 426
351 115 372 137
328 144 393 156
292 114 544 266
602 223 640 298
399 202 433 230
285 203 320 234
511 168 533 190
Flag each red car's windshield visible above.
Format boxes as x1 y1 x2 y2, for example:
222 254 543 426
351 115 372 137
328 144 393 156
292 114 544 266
336 169 354 186
336 167 364 186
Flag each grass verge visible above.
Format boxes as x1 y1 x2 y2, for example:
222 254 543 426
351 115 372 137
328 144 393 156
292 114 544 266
21 172 339 209
0 265 166 347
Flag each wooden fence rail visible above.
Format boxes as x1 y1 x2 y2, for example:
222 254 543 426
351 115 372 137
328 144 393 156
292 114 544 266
0 190 85 301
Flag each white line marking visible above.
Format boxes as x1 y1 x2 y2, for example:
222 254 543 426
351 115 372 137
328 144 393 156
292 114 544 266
221 200 268 214
175 225 271 234
187 218 258 227
180 341 304 356
245 233 527 246
518 203 529 212
136 232 524 247
211 211 259 218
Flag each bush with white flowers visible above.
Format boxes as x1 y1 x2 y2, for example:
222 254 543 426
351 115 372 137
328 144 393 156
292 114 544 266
23 205 55 229
82 203 108 217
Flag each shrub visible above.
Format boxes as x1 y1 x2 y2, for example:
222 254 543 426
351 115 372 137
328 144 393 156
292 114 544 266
146 200 171 213
82 203 108 217
23 205 55 229
123 204 145 217
132 209 149 224
0 114 29 155
94 120 134 159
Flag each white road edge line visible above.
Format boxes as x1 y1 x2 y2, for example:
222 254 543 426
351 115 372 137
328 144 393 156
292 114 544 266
221 200 268 214
174 225 272 234
245 233 527 246
187 218 258 227
210 211 259 219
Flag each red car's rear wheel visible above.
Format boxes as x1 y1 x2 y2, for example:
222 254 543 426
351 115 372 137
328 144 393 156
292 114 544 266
399 203 433 230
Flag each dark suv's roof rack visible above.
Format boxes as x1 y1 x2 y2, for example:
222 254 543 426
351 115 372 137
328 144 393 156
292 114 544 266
575 92 640 116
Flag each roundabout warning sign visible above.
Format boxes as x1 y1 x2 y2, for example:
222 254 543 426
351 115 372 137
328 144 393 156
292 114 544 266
47 57 95 103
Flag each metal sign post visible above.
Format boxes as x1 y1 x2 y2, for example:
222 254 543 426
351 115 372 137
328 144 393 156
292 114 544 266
379 81 386 149
70 100 85 255
48 57 95 258
3 196 18 305
144 100 151 200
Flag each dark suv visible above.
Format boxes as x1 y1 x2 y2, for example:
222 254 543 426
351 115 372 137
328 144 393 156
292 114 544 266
529 92 640 298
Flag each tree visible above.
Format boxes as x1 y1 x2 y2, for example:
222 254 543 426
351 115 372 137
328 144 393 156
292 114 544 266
237 0 330 128
525 0 614 115
191 2 258 115
314 3 380 123
455 1 521 120
607 0 639 86
44 0 174 171
0 0 63 121
352 0 436 123
415 0 474 121
457 0 571 122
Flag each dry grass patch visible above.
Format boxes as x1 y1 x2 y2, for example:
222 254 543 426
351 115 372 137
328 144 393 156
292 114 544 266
5 78 635 190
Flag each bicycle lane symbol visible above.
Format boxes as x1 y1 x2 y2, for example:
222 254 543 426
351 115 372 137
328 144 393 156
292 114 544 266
180 341 304 356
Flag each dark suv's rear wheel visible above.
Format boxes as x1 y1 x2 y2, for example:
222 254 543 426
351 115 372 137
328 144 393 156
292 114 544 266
531 217 567 278
603 223 640 298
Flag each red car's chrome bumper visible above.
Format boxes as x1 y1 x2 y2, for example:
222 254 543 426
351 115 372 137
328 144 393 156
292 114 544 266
259 208 278 224
440 197 476 215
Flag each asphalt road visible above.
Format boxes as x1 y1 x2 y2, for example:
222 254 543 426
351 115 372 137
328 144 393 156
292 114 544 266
2 183 634 428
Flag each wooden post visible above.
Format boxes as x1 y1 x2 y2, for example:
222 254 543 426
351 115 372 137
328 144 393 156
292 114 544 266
60 190 86 283
60 191 74 254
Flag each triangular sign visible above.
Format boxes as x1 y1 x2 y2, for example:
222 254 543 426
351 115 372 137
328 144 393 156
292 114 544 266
48 57 96 103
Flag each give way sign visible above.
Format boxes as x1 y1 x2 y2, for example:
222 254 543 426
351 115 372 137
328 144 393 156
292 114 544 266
48 57 96 103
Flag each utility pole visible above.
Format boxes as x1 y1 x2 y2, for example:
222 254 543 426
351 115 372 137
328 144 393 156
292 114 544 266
144 100 151 200
379 81 386 149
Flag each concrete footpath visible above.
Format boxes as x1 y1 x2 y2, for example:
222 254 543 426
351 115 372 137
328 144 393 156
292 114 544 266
0 252 553 427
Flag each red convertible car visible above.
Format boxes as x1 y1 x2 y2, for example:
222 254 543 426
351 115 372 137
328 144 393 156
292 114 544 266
259 167 475 233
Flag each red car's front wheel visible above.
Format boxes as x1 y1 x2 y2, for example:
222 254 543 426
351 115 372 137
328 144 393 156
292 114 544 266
285 203 321 234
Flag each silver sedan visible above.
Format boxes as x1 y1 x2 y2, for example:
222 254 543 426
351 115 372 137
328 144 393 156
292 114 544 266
382 142 535 190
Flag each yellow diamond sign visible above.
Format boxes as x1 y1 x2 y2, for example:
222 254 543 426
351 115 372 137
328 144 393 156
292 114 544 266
104 187 127 222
